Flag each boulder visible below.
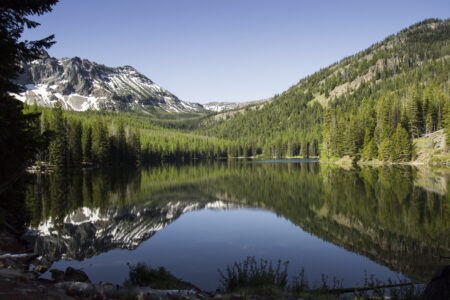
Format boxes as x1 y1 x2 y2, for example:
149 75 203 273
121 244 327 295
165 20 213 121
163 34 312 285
96 282 119 298
65 281 95 298
33 265 48 273
64 266 90 283
49 269 65 282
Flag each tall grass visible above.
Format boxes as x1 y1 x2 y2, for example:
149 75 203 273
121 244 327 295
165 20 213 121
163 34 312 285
218 257 424 299
218 256 289 292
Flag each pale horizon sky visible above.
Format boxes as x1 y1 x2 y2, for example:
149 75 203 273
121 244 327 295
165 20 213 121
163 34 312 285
22 0 449 103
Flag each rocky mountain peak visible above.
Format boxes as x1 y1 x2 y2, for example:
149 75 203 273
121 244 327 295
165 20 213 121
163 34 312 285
13 53 205 113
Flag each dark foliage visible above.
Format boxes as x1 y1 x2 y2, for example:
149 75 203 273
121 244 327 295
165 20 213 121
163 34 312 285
204 19 449 162
0 0 58 183
218 256 289 293
124 263 196 290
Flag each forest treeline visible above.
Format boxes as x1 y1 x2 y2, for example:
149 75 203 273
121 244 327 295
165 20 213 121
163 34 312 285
204 18 450 162
27 103 243 167
16 18 450 169
29 103 141 167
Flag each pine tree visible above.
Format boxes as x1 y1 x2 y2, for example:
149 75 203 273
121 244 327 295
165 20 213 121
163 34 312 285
425 113 434 134
38 111 50 162
0 0 58 183
288 142 297 157
344 116 360 157
91 121 109 165
362 128 378 160
129 129 141 165
446 102 450 148
367 138 378 160
377 96 393 141
48 103 67 166
400 111 410 133
334 116 346 157
407 88 423 138
82 125 92 163
378 138 392 161
117 121 126 161
321 109 332 160
300 138 309 158
397 126 412 161
68 120 82 166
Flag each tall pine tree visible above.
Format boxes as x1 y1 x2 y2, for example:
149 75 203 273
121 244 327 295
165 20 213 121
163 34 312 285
0 0 58 184
48 103 67 166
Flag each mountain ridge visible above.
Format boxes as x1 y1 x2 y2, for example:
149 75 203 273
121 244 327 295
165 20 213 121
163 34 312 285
203 98 271 112
204 18 450 162
13 52 205 113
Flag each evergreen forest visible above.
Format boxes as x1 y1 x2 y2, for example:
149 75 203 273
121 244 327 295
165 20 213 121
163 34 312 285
3 16 450 173
205 19 450 162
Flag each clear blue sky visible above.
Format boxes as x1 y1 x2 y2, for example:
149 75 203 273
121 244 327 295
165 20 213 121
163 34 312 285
22 0 449 103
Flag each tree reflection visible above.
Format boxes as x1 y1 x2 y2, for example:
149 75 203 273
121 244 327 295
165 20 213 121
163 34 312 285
25 161 449 282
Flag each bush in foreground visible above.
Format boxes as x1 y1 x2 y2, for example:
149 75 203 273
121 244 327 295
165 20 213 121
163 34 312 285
218 257 424 299
124 263 197 290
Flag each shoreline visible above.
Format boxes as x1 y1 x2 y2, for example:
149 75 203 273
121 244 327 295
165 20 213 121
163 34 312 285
0 230 441 300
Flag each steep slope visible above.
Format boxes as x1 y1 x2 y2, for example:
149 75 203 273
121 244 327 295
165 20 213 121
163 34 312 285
205 18 450 161
13 52 204 113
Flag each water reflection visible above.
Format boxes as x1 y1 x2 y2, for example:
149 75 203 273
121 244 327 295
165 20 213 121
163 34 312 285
25 161 449 288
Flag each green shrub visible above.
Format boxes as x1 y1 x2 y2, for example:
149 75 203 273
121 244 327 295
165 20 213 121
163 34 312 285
124 263 195 290
218 256 289 293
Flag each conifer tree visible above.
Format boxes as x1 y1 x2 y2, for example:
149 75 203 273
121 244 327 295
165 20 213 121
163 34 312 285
129 129 141 165
117 121 127 161
397 126 412 161
377 96 393 141
48 103 67 166
378 138 392 161
68 120 82 166
321 109 332 160
407 88 423 138
300 138 309 158
400 111 410 134
362 128 378 160
0 0 58 183
91 121 109 165
82 125 92 163
446 102 450 148
367 138 378 160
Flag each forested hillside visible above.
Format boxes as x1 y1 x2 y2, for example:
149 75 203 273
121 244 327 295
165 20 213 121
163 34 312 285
25 104 233 168
204 19 450 162
20 19 450 167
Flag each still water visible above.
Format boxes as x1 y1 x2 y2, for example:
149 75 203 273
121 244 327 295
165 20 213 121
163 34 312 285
25 161 449 291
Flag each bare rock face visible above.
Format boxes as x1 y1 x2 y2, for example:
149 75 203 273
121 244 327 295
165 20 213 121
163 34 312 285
13 52 205 113
423 265 450 300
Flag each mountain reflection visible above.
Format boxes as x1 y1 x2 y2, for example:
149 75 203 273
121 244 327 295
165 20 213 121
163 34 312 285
26 161 449 282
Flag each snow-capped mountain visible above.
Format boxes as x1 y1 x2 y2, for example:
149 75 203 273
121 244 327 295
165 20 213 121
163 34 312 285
203 102 242 112
30 200 242 266
13 52 204 113
203 98 271 112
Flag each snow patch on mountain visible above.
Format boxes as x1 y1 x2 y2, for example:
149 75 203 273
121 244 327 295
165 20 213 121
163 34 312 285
13 53 205 113
203 98 272 112
203 102 241 112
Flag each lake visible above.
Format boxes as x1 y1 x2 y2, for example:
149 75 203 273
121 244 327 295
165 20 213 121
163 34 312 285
25 161 449 291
